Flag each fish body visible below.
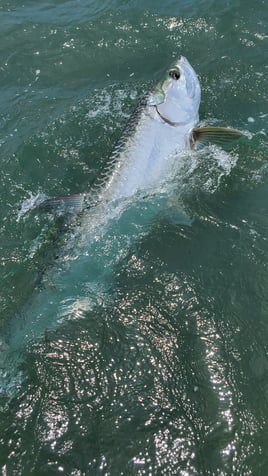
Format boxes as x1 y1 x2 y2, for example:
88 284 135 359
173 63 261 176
0 56 243 395
88 56 201 205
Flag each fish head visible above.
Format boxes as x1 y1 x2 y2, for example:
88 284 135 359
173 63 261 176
149 56 201 125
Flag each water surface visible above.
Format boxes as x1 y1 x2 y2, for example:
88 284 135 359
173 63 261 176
0 0 268 474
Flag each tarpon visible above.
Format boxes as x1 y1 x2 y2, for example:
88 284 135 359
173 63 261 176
40 56 242 214
0 56 243 395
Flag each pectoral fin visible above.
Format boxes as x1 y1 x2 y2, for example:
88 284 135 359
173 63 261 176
192 126 244 148
38 193 85 215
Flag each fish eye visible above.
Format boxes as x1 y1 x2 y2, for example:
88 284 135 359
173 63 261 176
169 69 181 80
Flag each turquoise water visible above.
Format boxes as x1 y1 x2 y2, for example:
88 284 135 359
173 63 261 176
0 0 268 474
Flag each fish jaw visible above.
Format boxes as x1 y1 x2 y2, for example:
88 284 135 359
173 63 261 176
176 56 201 100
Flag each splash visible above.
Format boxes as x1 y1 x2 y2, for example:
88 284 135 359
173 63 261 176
16 192 48 222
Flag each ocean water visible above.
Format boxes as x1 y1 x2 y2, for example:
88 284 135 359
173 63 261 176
0 0 268 474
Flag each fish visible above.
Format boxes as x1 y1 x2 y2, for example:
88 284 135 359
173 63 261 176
39 56 242 214
0 56 243 396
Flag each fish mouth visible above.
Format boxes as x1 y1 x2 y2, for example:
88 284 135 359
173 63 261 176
176 55 200 99
177 55 189 69
177 55 186 66
173 56 188 78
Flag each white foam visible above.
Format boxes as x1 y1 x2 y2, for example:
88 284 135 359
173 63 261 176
16 192 47 222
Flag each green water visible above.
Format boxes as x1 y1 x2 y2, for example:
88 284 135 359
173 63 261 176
0 0 268 474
